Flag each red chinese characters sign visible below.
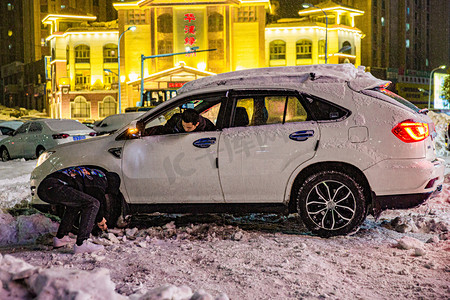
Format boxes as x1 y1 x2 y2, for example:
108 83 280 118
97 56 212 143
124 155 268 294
184 13 197 56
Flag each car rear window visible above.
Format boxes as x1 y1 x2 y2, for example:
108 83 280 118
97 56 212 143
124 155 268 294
46 120 90 131
365 87 420 113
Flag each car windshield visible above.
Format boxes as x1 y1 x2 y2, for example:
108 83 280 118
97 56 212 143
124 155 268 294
46 120 90 131
367 87 420 113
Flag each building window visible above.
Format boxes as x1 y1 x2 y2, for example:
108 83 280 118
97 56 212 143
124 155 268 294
342 41 352 54
406 23 410 32
318 40 325 55
127 9 147 25
7 3 13 10
103 44 118 63
236 6 256 22
66 46 69 63
158 40 173 54
269 40 286 60
381 17 385 26
104 70 118 90
75 45 90 63
406 39 410 48
75 71 91 90
71 96 91 119
208 39 224 60
208 12 223 32
157 13 172 33
296 39 312 59
99 96 117 117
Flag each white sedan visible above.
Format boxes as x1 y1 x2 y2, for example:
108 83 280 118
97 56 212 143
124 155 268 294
0 119 95 161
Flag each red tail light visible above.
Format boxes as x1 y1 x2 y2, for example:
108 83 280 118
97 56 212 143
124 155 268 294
52 133 70 139
392 121 429 143
89 132 97 136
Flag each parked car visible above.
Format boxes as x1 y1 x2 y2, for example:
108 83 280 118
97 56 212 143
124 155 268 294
30 64 444 237
124 106 154 112
93 112 145 136
0 121 24 141
0 119 96 161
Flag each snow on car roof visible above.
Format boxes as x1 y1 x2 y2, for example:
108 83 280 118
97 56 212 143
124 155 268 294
178 64 389 95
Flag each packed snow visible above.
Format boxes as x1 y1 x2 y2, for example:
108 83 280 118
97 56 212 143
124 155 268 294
0 112 449 299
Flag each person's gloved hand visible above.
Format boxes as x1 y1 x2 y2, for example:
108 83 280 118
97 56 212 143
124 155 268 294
97 218 107 231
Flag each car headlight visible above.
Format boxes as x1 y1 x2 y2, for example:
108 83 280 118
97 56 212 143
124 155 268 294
36 151 55 167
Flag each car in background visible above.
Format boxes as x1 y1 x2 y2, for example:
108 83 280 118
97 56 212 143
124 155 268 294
30 64 444 237
124 106 154 113
0 119 95 161
93 112 145 136
0 121 24 141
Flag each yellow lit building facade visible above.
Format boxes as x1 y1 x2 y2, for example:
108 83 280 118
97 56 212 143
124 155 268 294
267 1 364 66
44 14 120 119
114 0 271 109
44 0 365 119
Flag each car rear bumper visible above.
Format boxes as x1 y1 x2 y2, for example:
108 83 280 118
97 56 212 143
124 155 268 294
364 157 445 196
373 183 442 211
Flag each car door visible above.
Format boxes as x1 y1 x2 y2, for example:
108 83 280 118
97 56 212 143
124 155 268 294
121 92 228 204
23 122 43 158
218 89 320 203
8 123 30 158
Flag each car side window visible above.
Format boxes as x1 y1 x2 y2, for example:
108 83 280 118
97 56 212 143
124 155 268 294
29 122 43 132
0 127 13 135
303 94 350 121
15 123 30 135
231 94 308 127
143 94 225 136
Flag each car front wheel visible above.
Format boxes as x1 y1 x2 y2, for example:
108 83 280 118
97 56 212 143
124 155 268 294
296 170 367 237
1 148 10 162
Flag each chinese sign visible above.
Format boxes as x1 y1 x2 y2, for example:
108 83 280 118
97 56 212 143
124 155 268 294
175 8 204 59
184 13 197 56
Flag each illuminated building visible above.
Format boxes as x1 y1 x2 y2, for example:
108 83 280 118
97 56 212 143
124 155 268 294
44 13 120 119
45 0 366 119
268 1 364 66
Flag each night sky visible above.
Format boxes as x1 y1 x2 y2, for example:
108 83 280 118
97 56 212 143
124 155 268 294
276 0 306 18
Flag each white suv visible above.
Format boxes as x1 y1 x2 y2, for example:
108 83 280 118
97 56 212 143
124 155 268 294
30 64 444 237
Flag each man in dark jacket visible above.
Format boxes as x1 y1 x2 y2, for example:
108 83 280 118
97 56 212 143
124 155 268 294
164 108 215 134
37 166 120 254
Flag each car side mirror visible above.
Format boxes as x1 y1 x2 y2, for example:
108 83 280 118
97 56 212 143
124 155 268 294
127 120 144 139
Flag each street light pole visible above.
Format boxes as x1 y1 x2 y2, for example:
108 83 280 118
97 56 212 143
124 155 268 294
118 26 136 114
428 65 446 110
139 48 217 106
302 3 328 64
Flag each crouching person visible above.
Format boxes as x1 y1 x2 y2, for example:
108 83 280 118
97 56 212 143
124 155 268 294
37 166 120 254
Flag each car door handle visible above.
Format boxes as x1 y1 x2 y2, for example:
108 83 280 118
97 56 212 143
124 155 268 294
289 130 314 142
193 137 216 148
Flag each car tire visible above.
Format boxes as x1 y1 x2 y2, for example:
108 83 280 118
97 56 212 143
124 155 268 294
1 148 10 162
36 146 45 159
296 170 367 237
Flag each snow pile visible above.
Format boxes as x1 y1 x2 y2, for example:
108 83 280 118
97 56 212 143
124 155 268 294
0 212 58 245
0 254 125 299
0 254 228 300
178 64 385 95
0 159 35 211
428 111 450 157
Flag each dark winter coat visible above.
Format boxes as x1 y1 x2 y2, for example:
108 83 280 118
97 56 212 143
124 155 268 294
45 166 117 222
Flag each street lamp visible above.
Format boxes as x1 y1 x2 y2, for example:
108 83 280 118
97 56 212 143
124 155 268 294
428 65 446 110
302 3 328 64
118 26 136 113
